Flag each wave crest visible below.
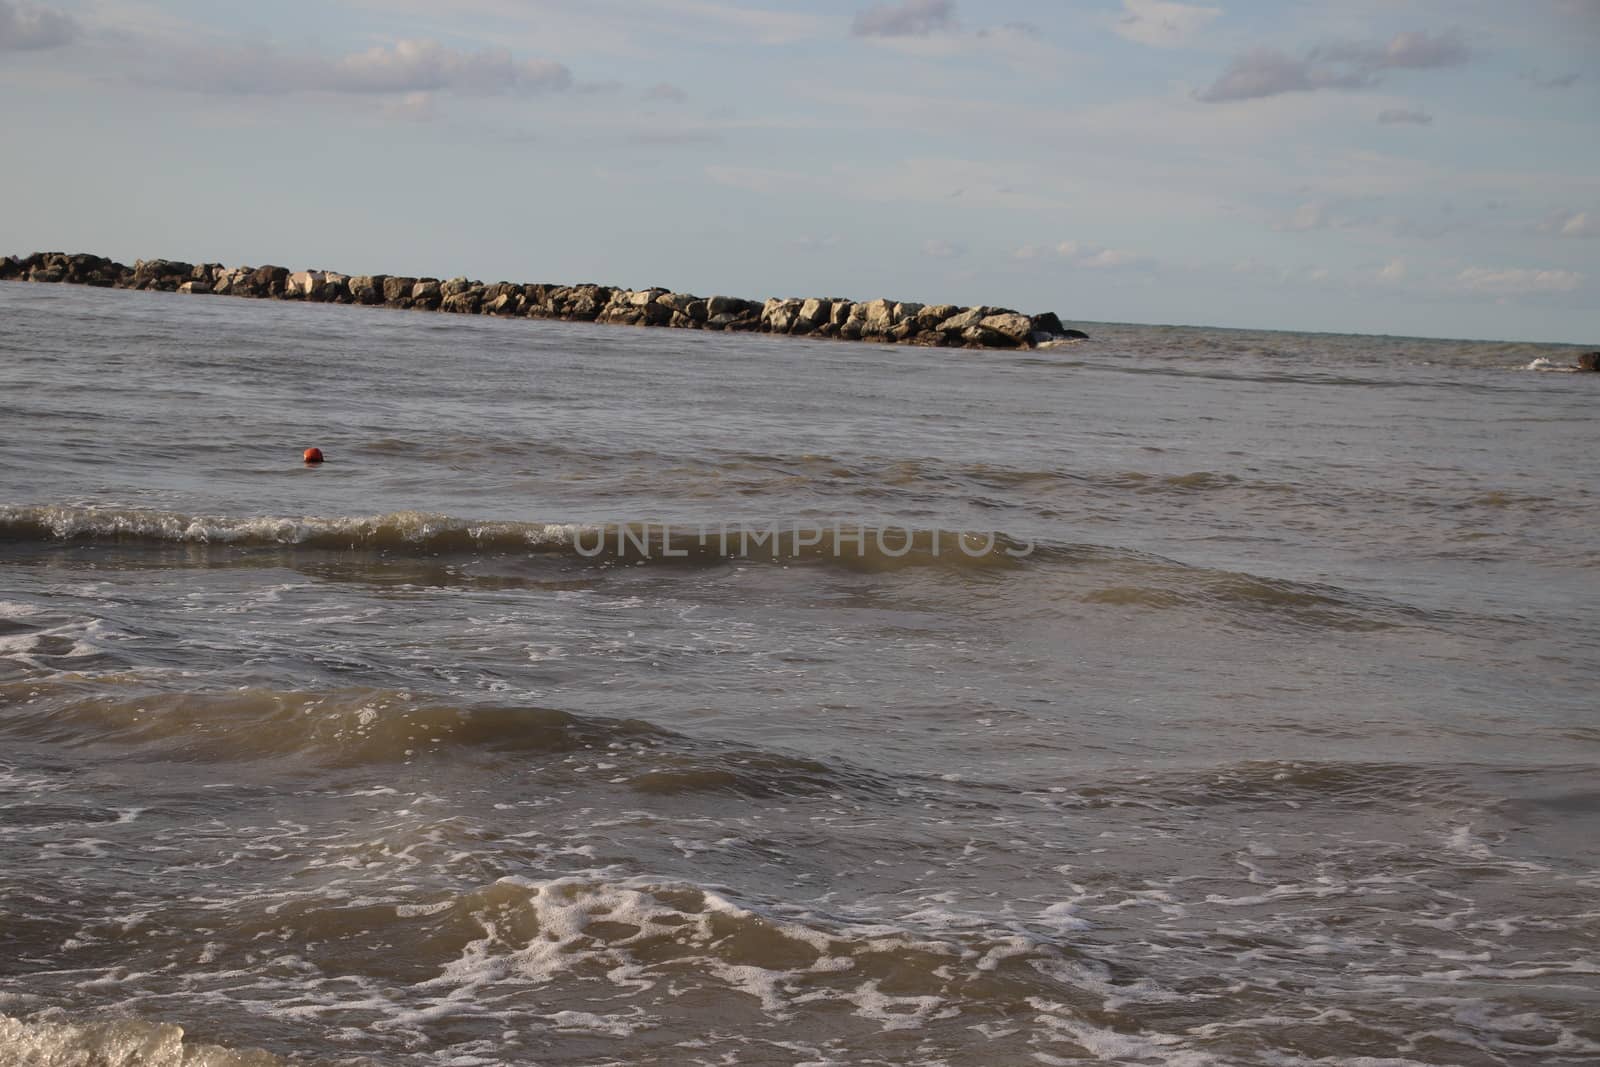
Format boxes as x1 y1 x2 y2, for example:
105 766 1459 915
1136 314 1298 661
0 506 1037 572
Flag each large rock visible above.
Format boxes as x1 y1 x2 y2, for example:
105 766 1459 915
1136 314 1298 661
1026 316 1088 344
657 291 699 314
599 293 645 325
440 276 475 298
1029 312 1065 337
794 298 831 334
133 259 194 289
598 303 642 326
229 265 256 293
249 265 289 297
935 307 988 334
315 274 350 302
6 251 124 287
60 254 130 287
627 288 667 308
762 297 803 333
524 284 558 314
348 275 387 305
961 324 1012 347
412 279 443 310
707 295 754 317
26 253 69 283
860 298 897 335
285 271 325 298
441 286 484 313
481 282 513 302
382 276 417 304
567 285 609 320
840 305 866 340
977 312 1035 346
483 285 524 315
1579 352 1600 372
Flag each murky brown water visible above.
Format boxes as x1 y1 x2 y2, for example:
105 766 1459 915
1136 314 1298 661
2 282 1597 1065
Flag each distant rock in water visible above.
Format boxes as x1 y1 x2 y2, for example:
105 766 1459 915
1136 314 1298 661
0 249 1089 351
1579 352 1600 372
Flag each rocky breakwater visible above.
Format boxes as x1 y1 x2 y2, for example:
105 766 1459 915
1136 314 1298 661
1 251 1090 350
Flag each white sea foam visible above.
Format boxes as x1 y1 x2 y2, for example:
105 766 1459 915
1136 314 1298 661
0 1011 285 1067
1521 356 1583 372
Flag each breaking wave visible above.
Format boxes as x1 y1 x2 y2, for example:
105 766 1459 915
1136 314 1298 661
0 1013 299 1067
0 505 1040 573
0 686 891 799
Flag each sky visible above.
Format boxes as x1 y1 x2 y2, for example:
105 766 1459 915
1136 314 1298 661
1 0 1596 343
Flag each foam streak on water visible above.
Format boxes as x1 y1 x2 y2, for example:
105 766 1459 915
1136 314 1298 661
0 281 1596 1065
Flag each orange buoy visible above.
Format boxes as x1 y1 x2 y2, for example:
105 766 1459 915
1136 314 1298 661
303 447 325 464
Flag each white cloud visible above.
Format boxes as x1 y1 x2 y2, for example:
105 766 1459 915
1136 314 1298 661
1378 107 1432 125
148 38 572 96
1012 240 1147 268
1198 30 1469 102
0 0 78 50
1536 209 1599 238
1560 211 1598 238
1196 47 1371 102
1111 0 1221 49
1314 30 1469 71
1521 70 1580 90
644 82 688 102
1228 258 1314 284
335 40 569 93
852 0 955 38
868 19 1071 66
1457 267 1584 294
1377 259 1407 283
642 0 836 45
705 157 1074 215
629 129 723 146
1276 201 1331 232
382 90 438 122
1080 248 1140 268
1271 198 1467 241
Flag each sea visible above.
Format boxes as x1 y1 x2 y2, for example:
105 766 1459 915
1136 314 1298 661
1 280 1596 1066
